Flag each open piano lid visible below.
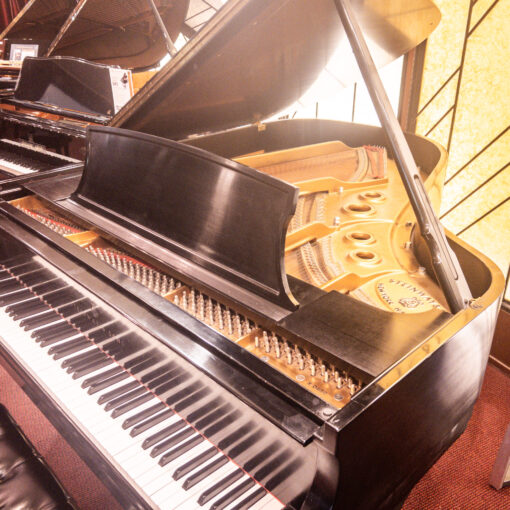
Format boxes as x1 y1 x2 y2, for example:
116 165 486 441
1 0 190 70
111 0 440 139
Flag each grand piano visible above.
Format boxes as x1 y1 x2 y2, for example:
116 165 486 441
0 1 505 509
0 0 190 174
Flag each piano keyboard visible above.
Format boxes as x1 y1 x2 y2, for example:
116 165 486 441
0 139 80 175
0 253 297 510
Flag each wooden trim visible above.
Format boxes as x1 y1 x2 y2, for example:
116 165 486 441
398 40 427 133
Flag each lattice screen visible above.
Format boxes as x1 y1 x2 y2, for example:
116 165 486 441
415 0 509 302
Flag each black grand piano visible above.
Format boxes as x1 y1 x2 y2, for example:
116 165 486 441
0 0 190 174
0 1 504 509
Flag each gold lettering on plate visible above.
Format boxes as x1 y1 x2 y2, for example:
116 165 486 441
375 278 442 313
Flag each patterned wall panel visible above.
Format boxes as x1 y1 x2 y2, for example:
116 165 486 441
416 0 510 301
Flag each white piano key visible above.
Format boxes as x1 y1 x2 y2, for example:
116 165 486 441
0 279 280 510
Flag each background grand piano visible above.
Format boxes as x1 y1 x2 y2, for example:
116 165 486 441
0 0 190 175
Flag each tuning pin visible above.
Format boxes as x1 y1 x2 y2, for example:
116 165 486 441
135 264 141 282
273 336 281 358
173 294 179 306
254 335 260 348
296 352 305 371
216 304 223 330
232 314 240 337
309 358 316 377
263 331 271 353
228 313 234 336
285 344 292 365
161 276 168 295
154 275 160 294
198 293 205 320
206 298 214 324
181 291 187 310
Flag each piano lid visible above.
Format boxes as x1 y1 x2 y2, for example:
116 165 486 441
0 0 76 45
111 0 440 140
1 0 189 70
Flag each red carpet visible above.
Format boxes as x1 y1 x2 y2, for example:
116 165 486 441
1 362 509 509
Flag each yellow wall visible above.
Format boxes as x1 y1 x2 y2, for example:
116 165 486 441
416 0 510 300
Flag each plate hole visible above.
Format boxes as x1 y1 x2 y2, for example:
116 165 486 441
354 251 376 260
351 232 371 240
347 203 371 212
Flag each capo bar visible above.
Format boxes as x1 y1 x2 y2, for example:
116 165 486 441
333 0 472 313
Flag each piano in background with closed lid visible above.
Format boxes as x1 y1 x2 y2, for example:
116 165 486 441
0 1 505 509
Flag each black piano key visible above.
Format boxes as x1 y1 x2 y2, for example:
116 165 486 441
50 337 90 359
182 455 229 490
217 422 254 451
44 287 81 308
202 412 241 442
30 278 65 295
39 332 79 348
69 309 108 330
130 409 174 437
34 321 77 342
65 352 106 373
252 452 291 483
9 297 47 317
158 435 203 467
194 404 232 431
197 469 244 506
57 298 94 317
104 386 147 411
173 446 218 480
82 366 124 389
230 487 267 510
124 350 157 369
98 381 139 405
244 443 283 474
210 479 255 510
72 357 113 380
139 363 176 384
88 322 127 342
141 415 185 447
145 369 182 389
264 459 301 492
186 397 223 424
7 261 40 274
64 343 120 369
228 430 266 459
152 374 189 398
15 268 53 286
21 311 60 330
87 370 129 394
125 355 160 374
0 278 24 295
1 261 35 276
174 387 212 414
62 348 103 370
149 427 194 457
0 288 33 306
111 393 154 418
122 401 165 429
